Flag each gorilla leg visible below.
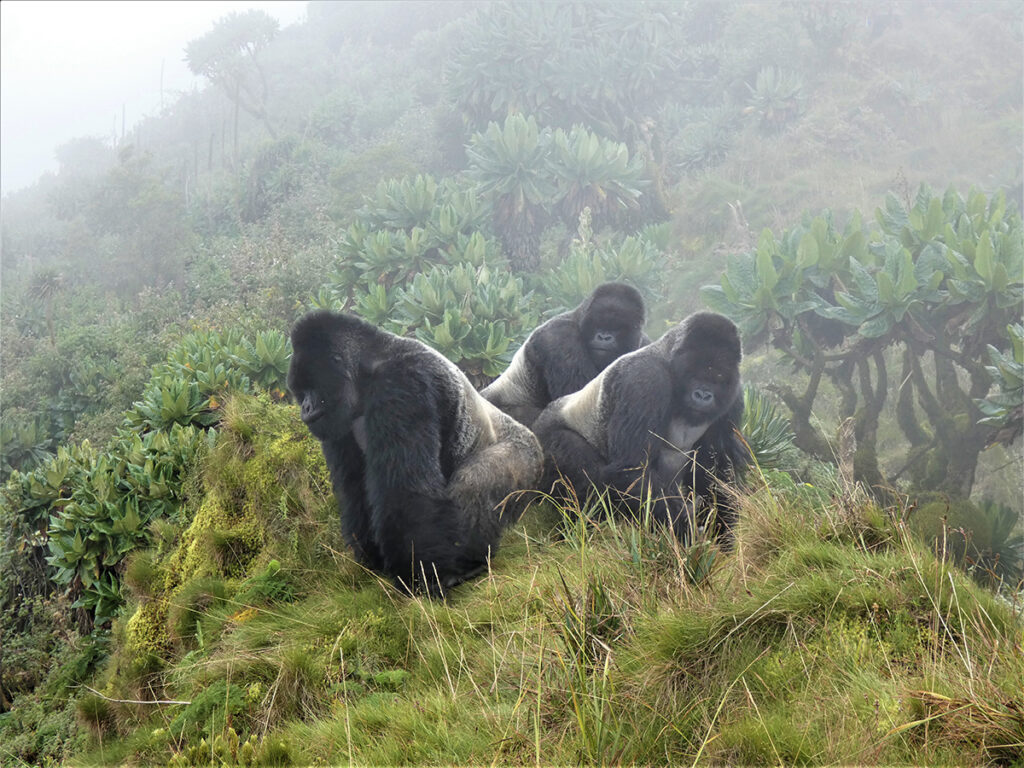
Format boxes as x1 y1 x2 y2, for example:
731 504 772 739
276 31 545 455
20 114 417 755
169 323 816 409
539 424 611 510
368 488 488 595
447 421 541 532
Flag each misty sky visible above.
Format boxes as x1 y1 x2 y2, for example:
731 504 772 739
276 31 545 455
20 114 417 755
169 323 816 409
0 0 308 197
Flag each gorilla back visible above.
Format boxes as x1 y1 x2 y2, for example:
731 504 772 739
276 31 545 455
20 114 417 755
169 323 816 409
481 282 647 427
288 311 543 596
533 311 747 543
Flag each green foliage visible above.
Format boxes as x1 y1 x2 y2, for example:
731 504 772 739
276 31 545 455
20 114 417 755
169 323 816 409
363 174 439 231
542 208 665 311
126 328 292 433
243 138 308 222
184 9 279 140
466 114 553 271
4 328 283 627
466 114 652 270
62 447 1024 766
744 66 806 132
230 330 292 394
548 124 646 228
910 497 1024 587
396 263 535 380
975 322 1023 445
673 106 740 173
740 386 796 471
126 376 218 433
0 417 58 476
703 186 1023 498
446 2 699 141
42 425 215 624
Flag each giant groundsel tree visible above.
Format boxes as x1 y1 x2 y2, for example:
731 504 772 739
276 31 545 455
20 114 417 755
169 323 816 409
703 186 1022 498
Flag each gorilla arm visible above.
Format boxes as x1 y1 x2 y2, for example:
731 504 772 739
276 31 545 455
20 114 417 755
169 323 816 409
600 358 692 532
319 435 386 572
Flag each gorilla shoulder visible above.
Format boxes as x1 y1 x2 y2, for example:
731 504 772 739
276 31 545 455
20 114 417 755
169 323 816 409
481 282 647 427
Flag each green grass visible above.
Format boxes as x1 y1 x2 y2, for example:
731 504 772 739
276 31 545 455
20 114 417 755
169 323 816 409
62 395 1023 766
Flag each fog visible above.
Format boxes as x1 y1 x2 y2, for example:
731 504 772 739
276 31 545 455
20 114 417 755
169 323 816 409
0 0 308 196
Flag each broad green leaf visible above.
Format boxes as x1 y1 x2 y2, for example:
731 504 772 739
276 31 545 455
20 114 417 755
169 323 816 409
974 233 994 283
797 232 819 269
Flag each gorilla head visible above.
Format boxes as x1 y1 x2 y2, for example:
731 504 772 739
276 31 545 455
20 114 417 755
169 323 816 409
533 311 746 544
288 310 543 596
579 283 648 368
289 312 365 441
481 282 648 427
668 312 742 423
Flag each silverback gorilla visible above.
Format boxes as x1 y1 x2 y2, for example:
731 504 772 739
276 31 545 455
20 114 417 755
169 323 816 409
480 283 648 428
533 312 746 544
287 311 543 596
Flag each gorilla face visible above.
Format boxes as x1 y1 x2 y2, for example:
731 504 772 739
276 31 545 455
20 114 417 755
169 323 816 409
670 314 742 424
581 293 646 369
287 315 360 442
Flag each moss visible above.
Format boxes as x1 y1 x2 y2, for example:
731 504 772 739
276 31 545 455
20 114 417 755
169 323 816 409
167 490 266 585
124 602 172 658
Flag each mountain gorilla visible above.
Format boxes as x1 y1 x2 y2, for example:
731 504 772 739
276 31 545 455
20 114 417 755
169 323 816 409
533 312 747 544
287 311 543 597
481 282 648 428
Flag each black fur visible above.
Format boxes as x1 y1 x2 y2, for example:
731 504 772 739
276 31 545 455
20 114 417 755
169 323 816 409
288 311 543 596
533 312 747 544
481 283 648 427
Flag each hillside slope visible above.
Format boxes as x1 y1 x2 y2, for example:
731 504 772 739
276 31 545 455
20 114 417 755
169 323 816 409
70 394 1023 766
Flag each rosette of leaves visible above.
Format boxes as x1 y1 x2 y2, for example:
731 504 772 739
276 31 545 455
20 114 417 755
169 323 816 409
674 105 740 172
439 230 504 268
878 187 1023 332
0 418 57 476
740 386 795 471
3 442 94 539
544 211 664 311
744 67 805 132
43 424 213 625
352 228 434 291
426 180 492 247
466 113 556 272
45 453 144 623
308 285 347 312
165 330 251 394
361 174 438 232
125 376 219 433
701 211 868 346
975 323 1023 446
396 263 535 381
351 283 399 329
231 330 292 393
548 124 645 230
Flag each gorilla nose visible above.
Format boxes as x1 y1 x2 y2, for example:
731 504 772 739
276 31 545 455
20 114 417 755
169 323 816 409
692 388 714 407
596 331 614 343
301 396 323 423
